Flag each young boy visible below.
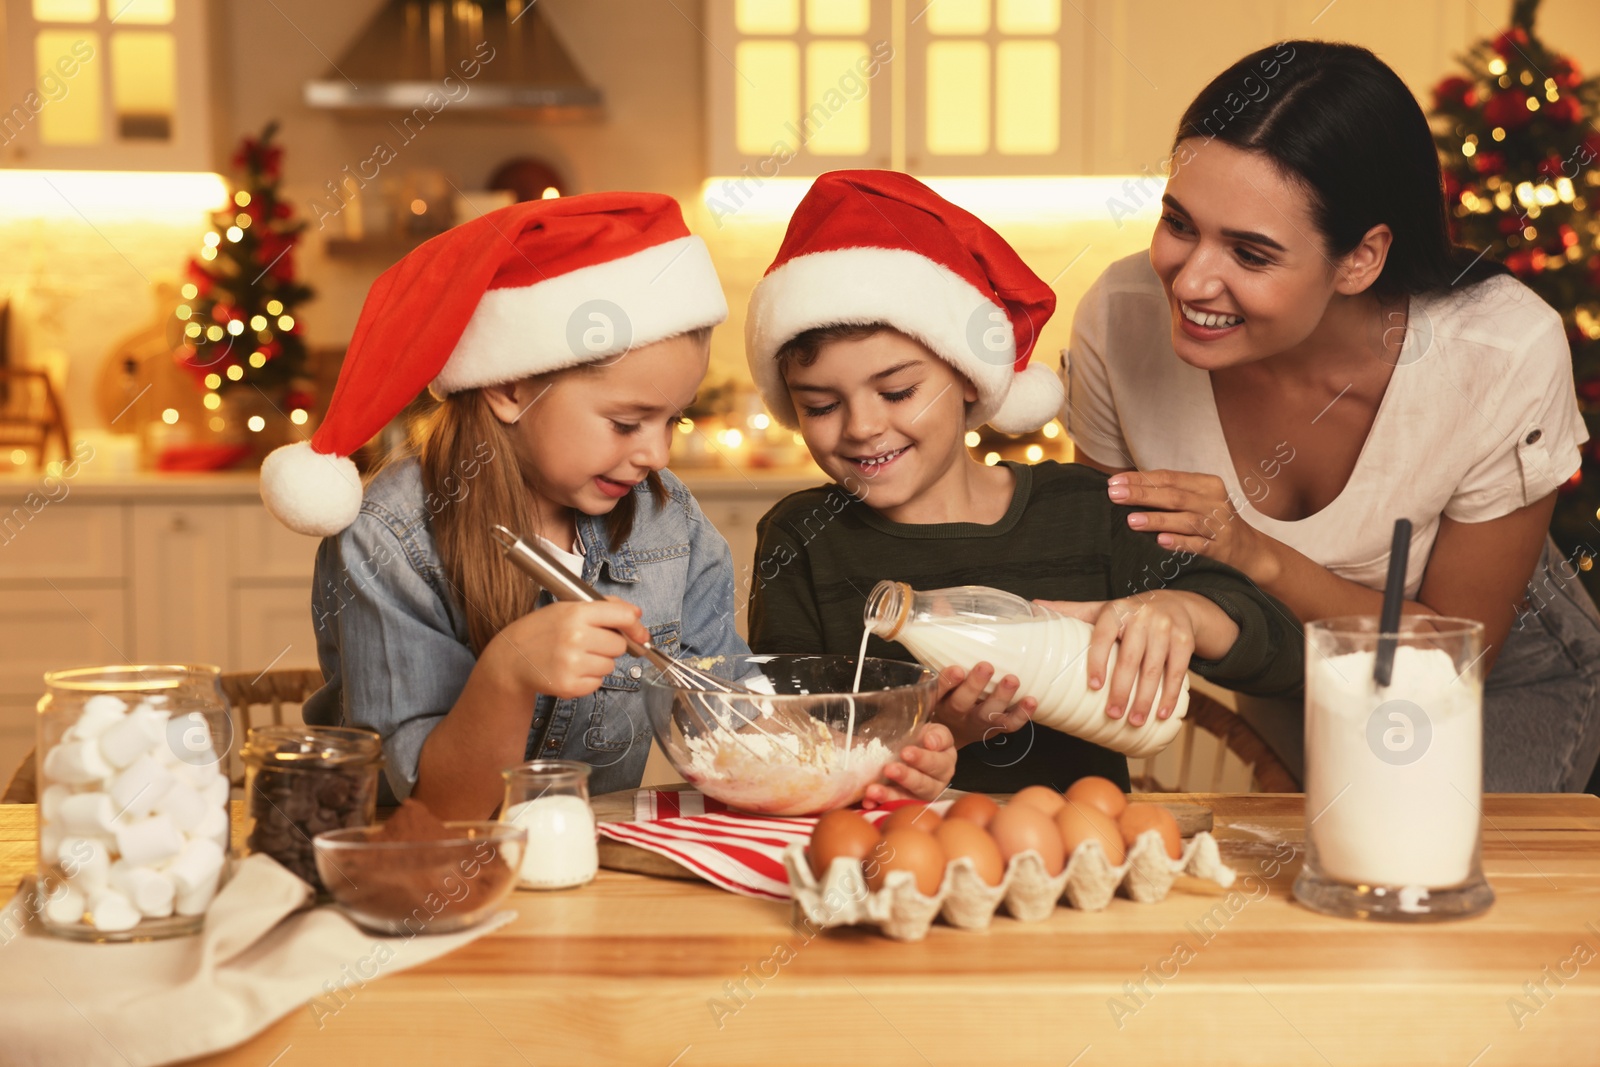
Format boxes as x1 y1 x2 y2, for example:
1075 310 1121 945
744 170 1303 795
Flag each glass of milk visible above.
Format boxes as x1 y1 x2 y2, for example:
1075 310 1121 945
1293 616 1495 922
500 760 598 890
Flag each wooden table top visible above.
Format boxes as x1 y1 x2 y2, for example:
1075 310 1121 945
4 793 1599 1067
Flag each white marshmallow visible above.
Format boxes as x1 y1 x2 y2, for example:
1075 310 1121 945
42 740 114 785
165 713 218 767
173 864 221 917
152 781 206 832
42 882 85 925
199 771 231 809
39 824 63 862
114 815 184 867
109 862 176 919
190 804 230 849
64 695 129 741
59 837 110 894
166 837 225 895
87 889 141 932
39 783 70 824
98 709 167 770
58 792 117 836
109 754 174 819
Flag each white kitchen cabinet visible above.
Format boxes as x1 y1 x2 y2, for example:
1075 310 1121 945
130 502 231 666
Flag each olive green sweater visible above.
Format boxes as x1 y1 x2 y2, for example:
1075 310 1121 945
747 461 1304 792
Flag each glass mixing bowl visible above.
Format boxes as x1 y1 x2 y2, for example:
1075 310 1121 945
641 654 937 816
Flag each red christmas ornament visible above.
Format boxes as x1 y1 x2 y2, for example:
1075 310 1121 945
1492 27 1530 56
1545 95 1581 126
1432 75 1477 111
1474 150 1507 175
1483 90 1533 130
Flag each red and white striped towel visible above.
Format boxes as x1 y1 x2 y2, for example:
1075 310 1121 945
598 789 905 900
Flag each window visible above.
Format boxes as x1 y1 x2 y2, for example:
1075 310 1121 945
2 0 213 169
711 0 893 177
708 0 1082 178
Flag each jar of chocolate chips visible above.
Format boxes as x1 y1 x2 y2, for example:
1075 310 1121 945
241 726 383 891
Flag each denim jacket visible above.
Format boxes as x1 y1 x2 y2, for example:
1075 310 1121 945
301 455 749 799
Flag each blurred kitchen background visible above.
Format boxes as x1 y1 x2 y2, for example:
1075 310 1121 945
0 0 1597 781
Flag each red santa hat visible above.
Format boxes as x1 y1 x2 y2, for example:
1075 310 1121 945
745 170 1060 434
261 192 728 536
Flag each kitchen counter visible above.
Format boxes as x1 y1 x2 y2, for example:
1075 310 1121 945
3 793 1597 1066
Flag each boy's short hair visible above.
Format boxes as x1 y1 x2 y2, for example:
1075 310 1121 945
774 322 893 372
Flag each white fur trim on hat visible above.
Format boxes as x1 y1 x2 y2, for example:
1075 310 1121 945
988 361 1065 434
260 441 364 537
745 247 1022 432
434 236 728 395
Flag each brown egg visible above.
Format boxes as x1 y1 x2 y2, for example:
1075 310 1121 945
988 802 1067 875
934 819 1005 886
879 803 943 835
1119 803 1182 860
1010 785 1068 817
808 810 882 880
944 793 1001 828
866 828 947 896
1056 801 1126 866
1064 776 1128 820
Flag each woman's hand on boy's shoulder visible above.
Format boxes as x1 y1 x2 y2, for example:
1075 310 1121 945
487 596 651 701
861 723 957 808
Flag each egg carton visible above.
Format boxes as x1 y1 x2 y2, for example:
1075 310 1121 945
781 829 1236 942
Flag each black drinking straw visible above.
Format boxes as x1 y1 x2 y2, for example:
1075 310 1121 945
1373 518 1412 688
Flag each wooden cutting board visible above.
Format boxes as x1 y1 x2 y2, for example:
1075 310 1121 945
594 784 1213 882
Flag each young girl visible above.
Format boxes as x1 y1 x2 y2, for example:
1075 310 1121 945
263 193 954 818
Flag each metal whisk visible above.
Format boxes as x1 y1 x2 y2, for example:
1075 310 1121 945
490 525 803 756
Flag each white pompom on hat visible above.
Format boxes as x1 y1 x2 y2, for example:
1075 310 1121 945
260 193 728 537
745 170 1061 434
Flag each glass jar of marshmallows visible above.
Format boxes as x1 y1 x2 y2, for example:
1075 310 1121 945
35 665 234 941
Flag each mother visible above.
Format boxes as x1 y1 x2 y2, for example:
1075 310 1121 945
1063 40 1600 792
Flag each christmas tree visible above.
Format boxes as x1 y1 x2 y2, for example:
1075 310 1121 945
176 122 316 423
1430 0 1600 589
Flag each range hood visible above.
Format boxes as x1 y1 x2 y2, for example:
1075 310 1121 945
304 0 602 117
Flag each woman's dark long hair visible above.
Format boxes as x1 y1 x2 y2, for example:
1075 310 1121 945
1174 40 1507 297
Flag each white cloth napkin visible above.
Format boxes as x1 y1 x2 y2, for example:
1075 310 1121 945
0 854 515 1067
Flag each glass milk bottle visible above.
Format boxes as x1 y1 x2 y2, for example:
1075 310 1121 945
500 760 598 889
863 581 1189 758
1294 616 1495 922
36 665 234 941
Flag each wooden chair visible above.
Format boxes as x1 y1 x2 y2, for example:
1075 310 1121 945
0 368 71 470
217 668 327 786
0 668 326 803
1128 691 1299 793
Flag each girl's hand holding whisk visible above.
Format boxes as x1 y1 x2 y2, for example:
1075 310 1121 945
489 596 652 700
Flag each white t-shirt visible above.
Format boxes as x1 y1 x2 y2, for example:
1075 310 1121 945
1062 253 1587 597
537 535 585 578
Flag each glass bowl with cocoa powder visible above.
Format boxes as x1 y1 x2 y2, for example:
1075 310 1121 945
313 800 526 935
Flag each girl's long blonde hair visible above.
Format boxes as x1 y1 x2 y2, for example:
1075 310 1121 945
410 330 708 654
